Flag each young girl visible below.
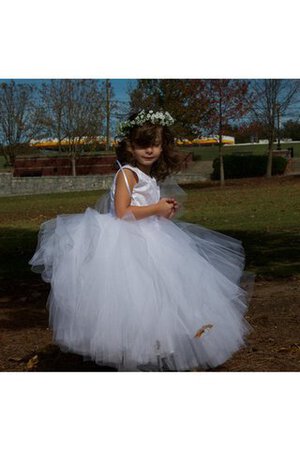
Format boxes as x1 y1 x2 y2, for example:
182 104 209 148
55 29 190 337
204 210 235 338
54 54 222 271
29 109 255 372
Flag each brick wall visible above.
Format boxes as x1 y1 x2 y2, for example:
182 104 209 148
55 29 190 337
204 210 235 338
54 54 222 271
13 154 116 177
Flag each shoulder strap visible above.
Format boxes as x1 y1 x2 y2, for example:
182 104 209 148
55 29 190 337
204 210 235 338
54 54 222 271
115 160 132 196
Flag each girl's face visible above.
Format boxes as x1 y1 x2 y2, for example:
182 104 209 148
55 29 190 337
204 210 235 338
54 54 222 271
130 141 162 169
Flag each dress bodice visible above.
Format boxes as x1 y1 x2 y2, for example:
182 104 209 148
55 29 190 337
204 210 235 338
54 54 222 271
109 163 161 215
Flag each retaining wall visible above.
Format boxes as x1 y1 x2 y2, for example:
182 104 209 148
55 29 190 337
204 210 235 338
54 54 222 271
0 172 207 197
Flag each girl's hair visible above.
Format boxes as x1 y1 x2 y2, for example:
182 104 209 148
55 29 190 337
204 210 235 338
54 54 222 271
115 111 184 181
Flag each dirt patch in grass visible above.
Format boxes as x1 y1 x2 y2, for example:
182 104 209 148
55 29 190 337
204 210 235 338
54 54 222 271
212 275 300 372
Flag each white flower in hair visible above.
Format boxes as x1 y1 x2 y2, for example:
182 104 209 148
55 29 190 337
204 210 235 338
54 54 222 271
117 109 175 135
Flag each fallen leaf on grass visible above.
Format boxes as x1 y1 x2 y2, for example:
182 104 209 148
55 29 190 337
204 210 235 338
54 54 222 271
277 346 299 354
289 344 300 353
26 355 39 370
278 347 289 353
194 324 213 338
8 356 24 362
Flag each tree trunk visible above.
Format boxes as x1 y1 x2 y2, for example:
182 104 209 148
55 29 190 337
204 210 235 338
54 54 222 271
266 132 274 178
9 146 16 167
218 95 225 187
1 149 11 166
71 154 76 176
106 79 110 152
219 142 225 187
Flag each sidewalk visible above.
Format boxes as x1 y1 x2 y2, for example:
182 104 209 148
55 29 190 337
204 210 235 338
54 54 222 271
184 160 213 178
285 157 300 176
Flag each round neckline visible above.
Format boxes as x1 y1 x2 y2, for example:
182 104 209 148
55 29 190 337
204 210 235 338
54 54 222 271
125 164 156 181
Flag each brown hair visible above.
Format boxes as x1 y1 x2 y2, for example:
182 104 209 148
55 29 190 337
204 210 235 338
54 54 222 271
115 111 184 182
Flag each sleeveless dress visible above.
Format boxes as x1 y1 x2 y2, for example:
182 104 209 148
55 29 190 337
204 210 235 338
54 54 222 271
28 161 255 371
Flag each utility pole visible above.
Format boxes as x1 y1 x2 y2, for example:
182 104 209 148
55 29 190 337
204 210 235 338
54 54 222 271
106 79 111 152
276 104 281 150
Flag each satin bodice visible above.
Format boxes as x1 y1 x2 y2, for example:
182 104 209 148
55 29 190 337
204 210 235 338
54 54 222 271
109 163 160 215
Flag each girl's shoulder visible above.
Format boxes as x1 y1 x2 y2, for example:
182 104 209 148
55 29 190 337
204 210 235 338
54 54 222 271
117 164 140 183
115 164 157 189
121 164 140 176
114 165 139 195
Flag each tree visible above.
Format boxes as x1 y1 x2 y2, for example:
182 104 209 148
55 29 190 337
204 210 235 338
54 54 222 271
127 79 212 139
249 79 300 177
281 119 300 141
38 80 69 153
0 80 39 165
225 120 266 143
63 79 106 175
204 79 254 186
104 79 118 150
38 79 106 176
128 79 160 112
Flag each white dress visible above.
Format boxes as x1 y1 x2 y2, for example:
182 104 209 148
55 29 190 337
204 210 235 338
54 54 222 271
28 161 255 371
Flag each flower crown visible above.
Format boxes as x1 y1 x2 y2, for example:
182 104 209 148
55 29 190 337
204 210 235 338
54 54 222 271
117 109 175 135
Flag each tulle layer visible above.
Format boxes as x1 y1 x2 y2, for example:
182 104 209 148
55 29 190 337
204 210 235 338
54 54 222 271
28 208 255 371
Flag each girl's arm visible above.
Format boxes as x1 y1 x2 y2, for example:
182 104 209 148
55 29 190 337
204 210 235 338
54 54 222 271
114 169 176 220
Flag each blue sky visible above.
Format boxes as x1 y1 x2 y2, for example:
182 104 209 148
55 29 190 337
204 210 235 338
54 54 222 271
111 79 137 102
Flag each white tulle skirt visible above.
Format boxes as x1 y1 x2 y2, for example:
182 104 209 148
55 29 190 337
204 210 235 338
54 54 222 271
28 207 255 371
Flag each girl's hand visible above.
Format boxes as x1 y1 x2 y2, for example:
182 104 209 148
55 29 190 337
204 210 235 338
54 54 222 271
156 197 176 218
167 198 180 219
157 197 180 219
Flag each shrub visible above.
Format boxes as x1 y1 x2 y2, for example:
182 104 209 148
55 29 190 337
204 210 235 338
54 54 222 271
193 153 202 161
211 154 288 180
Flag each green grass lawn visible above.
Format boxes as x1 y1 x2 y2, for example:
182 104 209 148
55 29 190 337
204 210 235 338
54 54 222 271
0 176 299 282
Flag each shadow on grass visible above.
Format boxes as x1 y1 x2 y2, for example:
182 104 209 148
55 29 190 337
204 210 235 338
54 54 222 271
1 225 299 284
23 345 118 372
227 229 300 279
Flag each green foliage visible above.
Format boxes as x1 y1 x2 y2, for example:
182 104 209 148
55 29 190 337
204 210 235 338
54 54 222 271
211 154 288 180
282 119 300 141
